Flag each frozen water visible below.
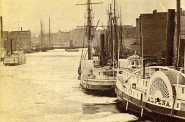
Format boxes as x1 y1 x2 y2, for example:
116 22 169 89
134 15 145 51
0 49 140 122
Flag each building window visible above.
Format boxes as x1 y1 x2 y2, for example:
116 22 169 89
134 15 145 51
177 103 179 108
143 80 145 86
182 88 184 94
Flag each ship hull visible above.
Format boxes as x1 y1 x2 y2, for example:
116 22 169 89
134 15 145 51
115 86 147 114
80 79 116 91
65 48 79 52
115 86 185 121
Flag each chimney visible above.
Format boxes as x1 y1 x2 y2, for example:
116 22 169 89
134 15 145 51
153 10 157 14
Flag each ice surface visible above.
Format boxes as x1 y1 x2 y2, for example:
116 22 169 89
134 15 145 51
0 49 139 122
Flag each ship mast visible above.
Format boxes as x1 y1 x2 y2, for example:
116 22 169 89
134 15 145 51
40 20 43 47
113 0 118 61
106 1 119 65
77 0 103 60
110 4 113 62
87 0 91 59
106 4 113 61
119 7 123 59
49 17 51 46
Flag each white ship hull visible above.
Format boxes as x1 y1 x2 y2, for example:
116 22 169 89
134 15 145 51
80 60 117 91
80 78 116 91
116 66 185 121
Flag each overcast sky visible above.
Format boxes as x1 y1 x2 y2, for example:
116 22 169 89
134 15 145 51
1 0 185 34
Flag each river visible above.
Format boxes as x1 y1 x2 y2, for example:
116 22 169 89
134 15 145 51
0 49 151 122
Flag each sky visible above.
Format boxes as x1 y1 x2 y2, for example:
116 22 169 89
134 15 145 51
1 0 185 35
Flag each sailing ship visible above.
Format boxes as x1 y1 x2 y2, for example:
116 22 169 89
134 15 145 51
47 17 54 50
115 0 185 121
79 0 122 91
40 20 47 52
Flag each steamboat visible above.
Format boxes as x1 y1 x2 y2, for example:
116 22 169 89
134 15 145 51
115 0 185 121
78 0 122 91
3 39 26 66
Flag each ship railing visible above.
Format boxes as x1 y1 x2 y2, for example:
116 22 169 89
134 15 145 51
173 84 185 101
144 66 185 76
117 73 148 94
91 68 117 80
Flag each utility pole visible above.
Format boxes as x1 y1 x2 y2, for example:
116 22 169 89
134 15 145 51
76 0 103 60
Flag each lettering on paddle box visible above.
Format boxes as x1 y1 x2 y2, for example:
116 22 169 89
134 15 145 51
147 96 171 108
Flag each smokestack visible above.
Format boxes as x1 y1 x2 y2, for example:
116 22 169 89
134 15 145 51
184 47 185 72
153 10 157 14
165 9 175 66
20 27 22 49
0 16 3 48
176 0 181 67
10 39 13 54
100 34 105 66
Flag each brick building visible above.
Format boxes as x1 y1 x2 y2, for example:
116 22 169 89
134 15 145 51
47 30 70 47
3 31 10 52
137 10 168 57
181 10 185 36
69 28 85 48
3 30 31 53
10 30 31 53
136 10 185 58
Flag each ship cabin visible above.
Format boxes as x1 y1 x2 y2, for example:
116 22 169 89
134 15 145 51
127 54 142 69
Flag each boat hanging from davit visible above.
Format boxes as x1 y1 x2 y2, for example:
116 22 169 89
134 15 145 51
115 0 185 121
